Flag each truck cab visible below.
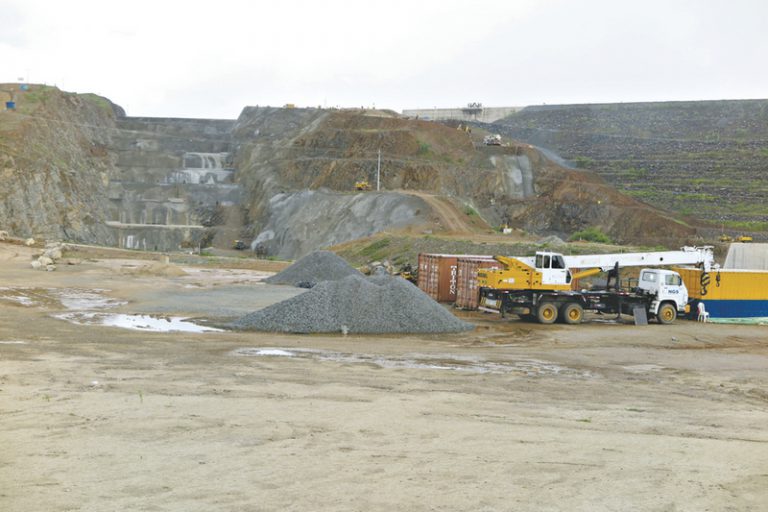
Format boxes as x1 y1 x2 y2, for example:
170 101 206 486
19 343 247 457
636 268 689 318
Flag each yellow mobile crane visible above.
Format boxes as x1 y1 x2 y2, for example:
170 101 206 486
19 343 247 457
477 247 715 325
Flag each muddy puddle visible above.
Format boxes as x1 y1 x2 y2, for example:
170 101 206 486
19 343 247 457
231 347 591 377
1 286 217 333
0 286 126 310
54 312 222 333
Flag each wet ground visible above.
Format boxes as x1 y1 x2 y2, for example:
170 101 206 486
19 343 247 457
1 242 768 511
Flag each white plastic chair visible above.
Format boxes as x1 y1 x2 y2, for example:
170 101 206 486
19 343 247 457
697 302 710 322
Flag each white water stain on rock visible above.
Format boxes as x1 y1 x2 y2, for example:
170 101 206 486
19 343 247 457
0 340 27 344
55 312 221 333
231 347 589 377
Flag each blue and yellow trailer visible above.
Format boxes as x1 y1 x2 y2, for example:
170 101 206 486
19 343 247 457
675 267 768 321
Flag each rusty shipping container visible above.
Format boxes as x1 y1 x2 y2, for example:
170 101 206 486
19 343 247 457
418 253 494 303
455 257 502 310
417 253 459 302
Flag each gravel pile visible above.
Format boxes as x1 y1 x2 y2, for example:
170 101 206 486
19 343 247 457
264 250 361 287
233 274 474 334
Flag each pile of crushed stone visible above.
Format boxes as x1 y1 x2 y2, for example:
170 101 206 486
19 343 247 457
264 250 360 287
233 273 473 334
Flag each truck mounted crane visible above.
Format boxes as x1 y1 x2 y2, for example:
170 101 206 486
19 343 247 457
477 246 715 325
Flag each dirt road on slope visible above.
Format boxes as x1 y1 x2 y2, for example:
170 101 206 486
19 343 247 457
402 191 489 235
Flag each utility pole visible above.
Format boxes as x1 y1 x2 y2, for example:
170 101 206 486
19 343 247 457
377 149 381 191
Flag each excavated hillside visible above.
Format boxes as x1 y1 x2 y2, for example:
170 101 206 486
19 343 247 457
0 84 120 242
234 108 696 250
487 100 768 233
0 87 700 257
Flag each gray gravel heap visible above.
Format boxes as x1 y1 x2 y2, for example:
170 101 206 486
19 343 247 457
264 250 361 287
233 274 474 334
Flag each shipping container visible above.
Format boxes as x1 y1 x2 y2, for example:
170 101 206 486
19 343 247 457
455 257 502 310
417 253 494 303
417 253 446 300
676 266 768 320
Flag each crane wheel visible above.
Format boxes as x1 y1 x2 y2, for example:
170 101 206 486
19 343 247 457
561 302 584 325
537 302 558 324
657 303 677 324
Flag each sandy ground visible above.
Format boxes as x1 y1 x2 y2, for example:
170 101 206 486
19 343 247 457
1 242 768 511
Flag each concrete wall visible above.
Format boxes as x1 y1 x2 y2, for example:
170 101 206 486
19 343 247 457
401 106 522 123
106 117 240 250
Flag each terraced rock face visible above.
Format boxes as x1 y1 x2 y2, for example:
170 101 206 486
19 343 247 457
107 116 240 251
488 100 768 232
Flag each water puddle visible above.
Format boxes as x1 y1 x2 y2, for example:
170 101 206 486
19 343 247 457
621 364 665 373
0 287 126 309
54 312 222 333
231 347 590 377
0 286 216 333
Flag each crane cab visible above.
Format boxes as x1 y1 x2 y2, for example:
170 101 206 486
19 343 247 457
534 252 572 287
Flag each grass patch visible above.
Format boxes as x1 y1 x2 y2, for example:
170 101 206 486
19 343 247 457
721 220 768 231
80 93 115 116
569 226 612 244
359 237 391 260
573 155 595 169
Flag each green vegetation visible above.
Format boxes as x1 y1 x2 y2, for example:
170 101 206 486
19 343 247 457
464 205 478 217
569 227 613 244
573 155 595 169
721 220 768 231
417 142 431 156
81 93 114 116
622 167 648 179
359 237 391 260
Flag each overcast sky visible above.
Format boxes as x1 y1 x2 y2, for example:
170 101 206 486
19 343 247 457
1 0 766 118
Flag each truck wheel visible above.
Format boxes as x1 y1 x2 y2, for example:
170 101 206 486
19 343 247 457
657 303 677 324
561 302 584 325
537 302 558 324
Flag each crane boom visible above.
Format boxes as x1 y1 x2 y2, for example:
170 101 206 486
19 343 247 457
563 246 714 272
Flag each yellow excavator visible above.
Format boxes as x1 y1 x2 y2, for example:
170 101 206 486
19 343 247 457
355 180 372 191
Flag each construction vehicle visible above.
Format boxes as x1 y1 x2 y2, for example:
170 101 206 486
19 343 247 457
719 234 752 243
483 134 502 146
396 263 417 284
233 239 247 250
355 180 372 191
477 246 715 325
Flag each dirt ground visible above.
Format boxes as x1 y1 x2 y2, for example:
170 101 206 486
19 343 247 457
1 242 768 511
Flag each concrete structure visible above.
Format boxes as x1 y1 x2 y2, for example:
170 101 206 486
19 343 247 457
724 243 768 270
106 117 240 251
402 106 522 123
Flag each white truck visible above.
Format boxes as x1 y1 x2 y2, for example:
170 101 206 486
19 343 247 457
478 247 715 324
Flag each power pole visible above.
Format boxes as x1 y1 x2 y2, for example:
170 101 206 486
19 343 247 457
377 149 381 191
